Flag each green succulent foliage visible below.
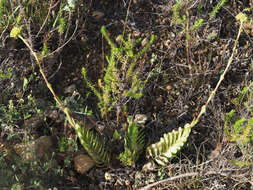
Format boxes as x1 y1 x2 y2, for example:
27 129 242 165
0 68 12 79
82 26 155 117
224 90 253 146
190 18 203 32
119 116 145 167
146 125 191 166
172 0 227 33
172 0 183 24
74 122 111 166
82 67 102 101
224 82 253 166
230 117 253 145
209 0 227 20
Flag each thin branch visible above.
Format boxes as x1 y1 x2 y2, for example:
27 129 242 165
139 170 252 190
36 0 54 38
49 0 60 9
140 172 198 190
193 19 244 126
48 55 62 80
18 35 71 124
48 19 79 57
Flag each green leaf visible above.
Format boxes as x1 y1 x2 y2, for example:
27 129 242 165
190 18 203 32
58 17 66 34
231 160 252 168
113 130 120 140
23 77 28 91
146 124 191 166
41 43 48 57
210 0 227 20
74 123 111 166
119 116 145 167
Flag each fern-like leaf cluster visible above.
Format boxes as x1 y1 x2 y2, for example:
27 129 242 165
146 125 191 166
119 116 145 167
74 123 111 167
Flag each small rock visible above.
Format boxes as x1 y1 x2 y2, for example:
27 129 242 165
134 114 148 125
142 161 156 171
74 154 94 174
25 115 44 129
141 37 148 47
133 30 140 37
64 84 76 94
14 136 54 161
105 172 114 182
46 109 59 120
125 179 131 186
92 11 105 20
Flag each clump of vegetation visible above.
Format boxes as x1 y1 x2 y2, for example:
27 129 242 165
0 82 60 189
11 11 247 172
119 116 145 167
0 75 40 138
82 26 155 118
143 11 247 168
225 82 253 165
0 0 83 188
1 0 81 60
9 22 156 167
172 0 227 75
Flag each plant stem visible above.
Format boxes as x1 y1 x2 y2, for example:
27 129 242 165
18 35 76 127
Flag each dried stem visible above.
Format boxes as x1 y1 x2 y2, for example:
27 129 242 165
140 169 252 190
18 35 76 128
189 18 244 128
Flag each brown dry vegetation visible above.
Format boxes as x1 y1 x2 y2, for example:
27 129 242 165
0 0 253 189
